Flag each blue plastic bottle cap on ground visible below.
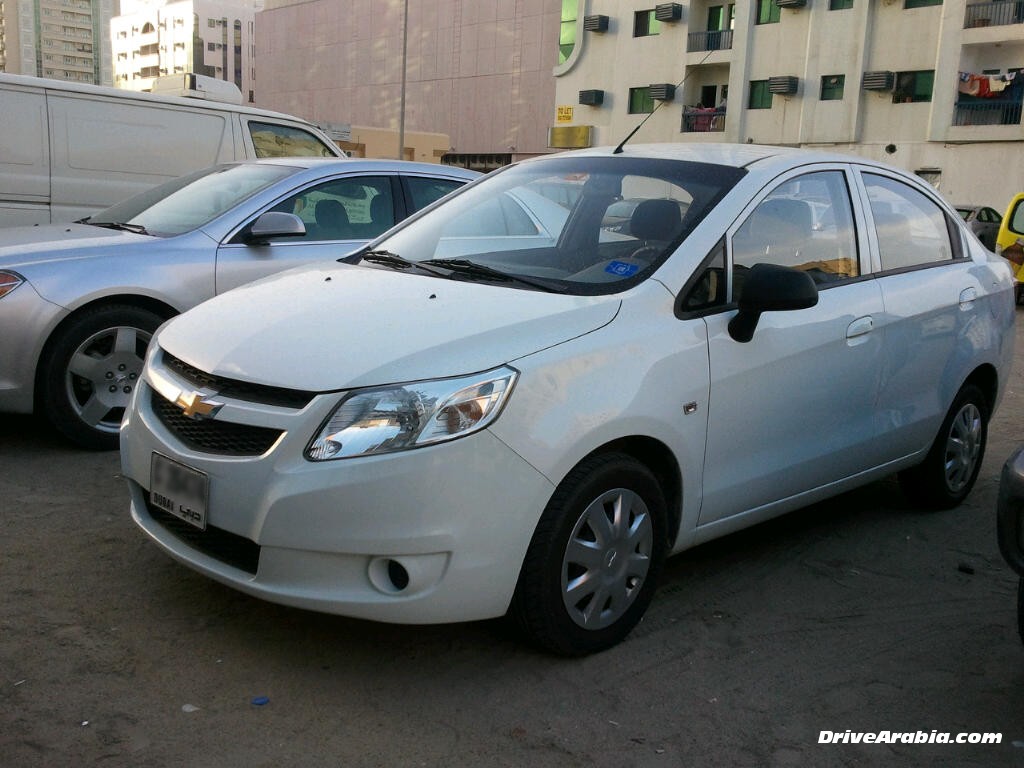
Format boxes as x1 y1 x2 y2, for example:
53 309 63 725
251 696 270 706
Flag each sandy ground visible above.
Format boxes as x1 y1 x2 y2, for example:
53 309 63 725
2 318 1024 768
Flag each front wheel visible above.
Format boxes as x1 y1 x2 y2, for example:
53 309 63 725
509 452 667 656
899 383 989 510
38 304 163 450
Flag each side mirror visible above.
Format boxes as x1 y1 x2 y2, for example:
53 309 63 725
728 263 818 343
246 211 306 243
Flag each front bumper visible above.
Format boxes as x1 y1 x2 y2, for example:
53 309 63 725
0 279 67 413
997 446 1024 577
120 367 555 624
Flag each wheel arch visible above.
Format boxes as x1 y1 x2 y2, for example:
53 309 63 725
33 294 178 406
962 363 999 414
574 436 684 550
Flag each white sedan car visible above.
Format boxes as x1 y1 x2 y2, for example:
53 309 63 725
120 143 1016 655
0 158 478 448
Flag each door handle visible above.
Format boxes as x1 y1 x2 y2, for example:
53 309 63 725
959 287 977 309
846 316 874 340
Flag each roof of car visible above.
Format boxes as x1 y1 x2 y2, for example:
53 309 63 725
240 157 481 179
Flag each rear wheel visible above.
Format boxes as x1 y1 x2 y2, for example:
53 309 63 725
899 383 988 509
510 452 667 656
38 304 163 450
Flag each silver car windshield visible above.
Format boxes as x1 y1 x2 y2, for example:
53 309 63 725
89 163 297 237
366 156 745 295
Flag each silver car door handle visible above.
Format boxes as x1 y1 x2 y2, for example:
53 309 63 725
959 287 977 309
846 316 874 340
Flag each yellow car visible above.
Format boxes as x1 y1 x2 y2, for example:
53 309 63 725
996 193 1024 302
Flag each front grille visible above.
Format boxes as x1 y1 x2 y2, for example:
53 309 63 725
152 391 283 456
162 352 315 409
147 499 260 575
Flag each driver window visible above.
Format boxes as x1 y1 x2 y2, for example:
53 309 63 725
269 176 394 242
731 171 858 299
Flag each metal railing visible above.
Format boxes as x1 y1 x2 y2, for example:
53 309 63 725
964 1 1024 28
686 29 734 53
953 100 1023 126
682 108 726 132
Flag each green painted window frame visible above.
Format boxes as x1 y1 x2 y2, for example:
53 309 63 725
820 74 845 101
749 80 773 109
905 0 941 8
829 0 854 9
629 86 655 114
893 70 934 103
558 0 577 65
634 9 662 36
756 0 781 24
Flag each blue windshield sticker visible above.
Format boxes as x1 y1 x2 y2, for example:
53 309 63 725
605 261 640 277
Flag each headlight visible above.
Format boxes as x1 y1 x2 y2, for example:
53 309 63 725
306 367 518 461
0 271 23 300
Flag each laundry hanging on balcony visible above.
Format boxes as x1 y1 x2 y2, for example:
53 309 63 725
958 71 1020 98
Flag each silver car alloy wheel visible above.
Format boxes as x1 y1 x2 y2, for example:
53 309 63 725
944 402 983 493
64 325 151 434
561 487 653 630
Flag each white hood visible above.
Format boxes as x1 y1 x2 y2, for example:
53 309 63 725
157 263 621 391
0 223 147 268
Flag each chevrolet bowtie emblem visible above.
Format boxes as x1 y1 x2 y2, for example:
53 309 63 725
174 390 223 420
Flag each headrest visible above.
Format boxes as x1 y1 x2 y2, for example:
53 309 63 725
630 199 682 242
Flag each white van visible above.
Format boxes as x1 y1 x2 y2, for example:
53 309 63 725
0 73 343 227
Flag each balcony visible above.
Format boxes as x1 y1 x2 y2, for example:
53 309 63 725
682 106 726 132
687 29 734 52
953 99 1023 125
964 1 1023 28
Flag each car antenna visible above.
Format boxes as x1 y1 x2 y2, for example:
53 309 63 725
613 49 716 155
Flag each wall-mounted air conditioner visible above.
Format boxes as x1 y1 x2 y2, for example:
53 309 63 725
579 89 605 106
649 83 676 101
583 15 609 32
862 71 896 91
768 76 799 94
655 3 683 22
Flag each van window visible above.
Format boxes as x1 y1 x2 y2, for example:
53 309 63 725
248 122 338 158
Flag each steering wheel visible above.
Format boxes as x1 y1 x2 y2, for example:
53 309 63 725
628 245 662 261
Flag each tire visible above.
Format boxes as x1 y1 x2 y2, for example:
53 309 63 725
898 383 989 510
509 452 667 656
38 304 163 450
1018 577 1024 647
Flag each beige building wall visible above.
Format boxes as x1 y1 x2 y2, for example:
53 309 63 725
1 0 115 85
255 0 561 165
555 0 1024 207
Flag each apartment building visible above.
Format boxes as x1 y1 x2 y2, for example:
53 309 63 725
255 0 562 170
554 0 1024 205
111 0 258 100
0 0 115 85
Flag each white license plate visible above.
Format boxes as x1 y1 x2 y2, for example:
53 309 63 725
150 453 209 530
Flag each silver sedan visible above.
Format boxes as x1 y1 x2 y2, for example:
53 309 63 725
0 158 479 448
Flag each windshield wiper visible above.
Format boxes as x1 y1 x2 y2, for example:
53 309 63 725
357 249 449 277
88 221 149 235
421 258 564 293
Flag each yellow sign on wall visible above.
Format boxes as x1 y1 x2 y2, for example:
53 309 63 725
548 125 593 149
556 105 574 124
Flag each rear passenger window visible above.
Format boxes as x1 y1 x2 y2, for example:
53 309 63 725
406 176 464 211
731 170 858 295
864 173 956 271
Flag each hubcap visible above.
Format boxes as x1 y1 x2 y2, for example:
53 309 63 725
944 402 982 493
65 325 151 434
561 488 653 630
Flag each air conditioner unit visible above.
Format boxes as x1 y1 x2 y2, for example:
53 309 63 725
655 3 683 22
768 76 799 94
776 0 807 8
649 83 676 101
583 14 609 32
578 89 605 106
862 71 895 91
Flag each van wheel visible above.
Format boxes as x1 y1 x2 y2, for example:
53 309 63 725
510 452 667 656
898 383 988 510
39 305 162 450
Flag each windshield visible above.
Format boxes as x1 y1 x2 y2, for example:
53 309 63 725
367 156 745 295
89 163 298 236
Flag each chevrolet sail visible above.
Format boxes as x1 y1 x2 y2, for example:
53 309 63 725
120 144 1016 655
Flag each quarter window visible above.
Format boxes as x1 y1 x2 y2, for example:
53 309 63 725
864 173 955 271
405 177 464 210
